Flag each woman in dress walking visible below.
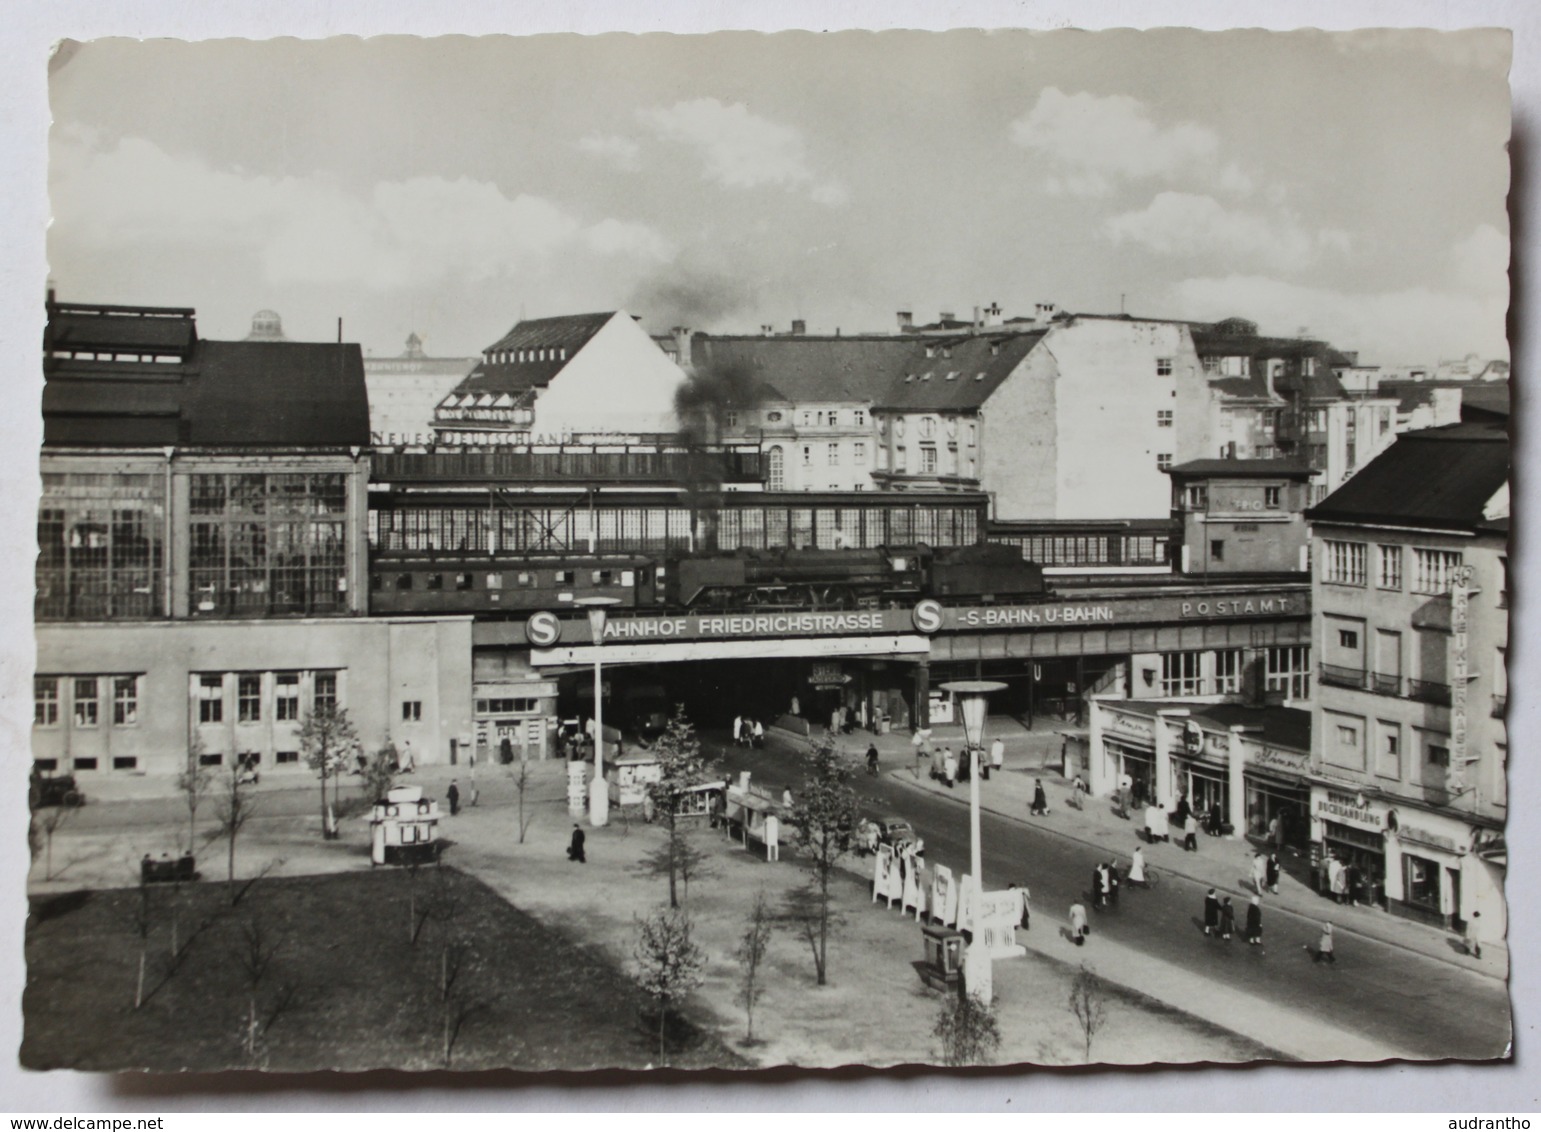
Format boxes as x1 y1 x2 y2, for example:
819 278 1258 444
1070 901 1088 946
1306 922 1336 963
1244 896 1263 945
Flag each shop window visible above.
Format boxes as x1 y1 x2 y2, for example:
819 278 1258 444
73 678 99 727
112 676 139 726
34 677 59 726
198 674 224 723
277 751 299 765
275 672 300 721
74 757 99 771
238 674 262 723
403 701 422 722
1402 854 1441 911
113 757 138 771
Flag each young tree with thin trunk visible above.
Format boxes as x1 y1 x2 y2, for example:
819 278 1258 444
934 990 1001 1066
31 804 74 882
214 762 258 900
511 757 536 843
638 827 712 905
299 703 359 840
735 888 774 1043
643 706 717 909
632 907 706 1065
787 734 860 986
177 735 213 853
131 879 152 1009
1068 962 1109 1064
230 912 284 1063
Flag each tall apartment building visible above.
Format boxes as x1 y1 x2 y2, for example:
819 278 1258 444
1305 419 1508 934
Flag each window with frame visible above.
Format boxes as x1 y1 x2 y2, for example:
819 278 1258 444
1377 545 1403 589
1427 743 1450 768
1156 357 1174 376
854 409 866 427
1214 650 1243 694
198 674 224 723
1185 485 1208 510
1337 724 1359 746
275 672 300 721
1376 721 1401 780
1156 410 1173 428
1264 486 1282 509
237 674 262 722
35 470 165 621
1322 540 1367 586
827 443 839 467
724 411 738 430
73 677 99 727
1266 645 1311 699
277 750 299 764
403 701 422 722
920 446 938 474
314 672 338 714
1338 629 1359 649
34 677 59 726
1411 548 1462 595
853 442 867 466
1210 540 1225 562
113 757 137 771
1156 453 1173 471
112 676 138 726
802 446 812 467
1161 651 1203 696
766 447 785 491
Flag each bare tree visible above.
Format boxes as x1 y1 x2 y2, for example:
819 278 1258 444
436 932 487 1068
787 734 861 985
176 734 213 853
632 907 706 1065
643 706 717 909
638 827 713 905
299 703 359 840
934 990 1001 1067
213 762 258 900
230 913 284 1063
510 757 536 843
735 888 774 1043
30 802 76 882
1068 962 1110 1064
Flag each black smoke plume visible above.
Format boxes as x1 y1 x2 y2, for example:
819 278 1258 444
673 357 765 552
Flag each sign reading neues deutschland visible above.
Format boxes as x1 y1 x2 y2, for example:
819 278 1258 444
516 587 1306 646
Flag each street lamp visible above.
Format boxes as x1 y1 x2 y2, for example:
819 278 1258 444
575 596 621 827
939 679 1005 1005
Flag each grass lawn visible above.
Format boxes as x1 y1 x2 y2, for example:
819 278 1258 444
23 867 742 1072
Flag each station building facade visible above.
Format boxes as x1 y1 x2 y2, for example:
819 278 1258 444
34 298 473 780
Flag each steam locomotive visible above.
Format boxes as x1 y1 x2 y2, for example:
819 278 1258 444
369 542 1046 617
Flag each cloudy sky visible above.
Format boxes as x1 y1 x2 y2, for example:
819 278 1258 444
48 29 1510 364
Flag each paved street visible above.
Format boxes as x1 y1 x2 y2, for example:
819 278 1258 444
707 727 1511 1063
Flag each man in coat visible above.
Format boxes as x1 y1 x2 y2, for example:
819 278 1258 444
1266 852 1282 894
1030 779 1050 816
446 779 461 817
567 823 586 863
1204 888 1221 935
1245 896 1264 945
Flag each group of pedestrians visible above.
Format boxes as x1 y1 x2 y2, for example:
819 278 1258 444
731 715 766 748
1202 888 1266 945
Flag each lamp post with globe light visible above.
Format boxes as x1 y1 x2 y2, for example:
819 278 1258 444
575 596 621 827
939 679 1005 1004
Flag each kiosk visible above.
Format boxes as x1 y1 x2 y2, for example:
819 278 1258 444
370 786 441 866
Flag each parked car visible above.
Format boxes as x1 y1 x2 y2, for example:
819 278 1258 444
874 816 923 854
29 772 84 811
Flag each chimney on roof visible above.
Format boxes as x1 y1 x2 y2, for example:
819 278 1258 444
985 302 1003 327
939 311 956 324
896 310 914 332
972 306 983 331
761 324 774 337
672 326 692 366
791 319 807 336
1035 301 1058 325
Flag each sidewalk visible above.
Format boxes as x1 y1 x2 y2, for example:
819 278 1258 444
835 715 1507 981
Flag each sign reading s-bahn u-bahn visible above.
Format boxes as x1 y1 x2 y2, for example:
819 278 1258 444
523 588 1306 646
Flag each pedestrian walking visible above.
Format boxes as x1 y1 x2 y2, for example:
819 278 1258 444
1183 812 1199 852
1205 801 1223 837
1218 896 1236 940
446 779 461 817
567 823 586 863
1465 910 1485 959
1203 888 1220 935
733 714 744 746
752 718 765 747
867 743 880 776
1266 852 1281 895
1245 896 1263 945
1174 793 1191 827
1014 881 1032 932
1306 922 1335 963
1328 855 1348 904
942 747 958 789
1070 774 1088 810
1107 861 1121 906
1070 900 1088 946
990 737 1005 772
1128 845 1147 888
1030 778 1050 816
1252 852 1268 896
1092 864 1108 909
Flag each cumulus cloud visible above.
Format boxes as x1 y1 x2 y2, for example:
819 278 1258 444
1011 88 1224 194
637 97 847 205
51 133 675 291
1171 274 1508 364
576 133 641 170
1104 192 1350 272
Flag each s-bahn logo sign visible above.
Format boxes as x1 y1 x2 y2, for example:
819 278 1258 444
525 611 562 647
912 599 945 634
